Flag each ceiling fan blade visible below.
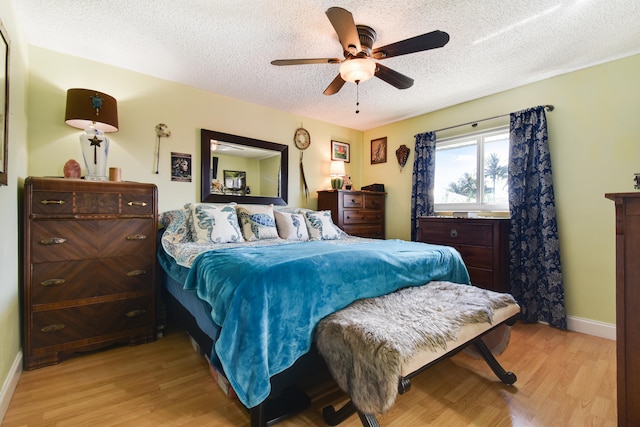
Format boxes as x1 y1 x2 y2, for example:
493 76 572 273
374 63 414 89
323 74 346 96
372 30 450 59
325 7 361 55
271 58 342 66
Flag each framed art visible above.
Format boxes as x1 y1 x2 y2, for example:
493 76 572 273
371 137 387 164
0 19 10 186
171 152 192 182
331 140 350 162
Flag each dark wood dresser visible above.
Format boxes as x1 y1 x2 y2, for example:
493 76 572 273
417 216 510 293
22 177 158 370
605 192 640 427
317 190 385 239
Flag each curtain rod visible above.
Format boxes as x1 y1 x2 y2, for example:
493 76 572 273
418 104 554 136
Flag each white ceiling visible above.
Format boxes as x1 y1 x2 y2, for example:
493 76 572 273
14 0 640 131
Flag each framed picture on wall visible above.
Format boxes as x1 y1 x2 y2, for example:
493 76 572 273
371 137 387 164
331 140 350 163
0 19 10 186
171 152 192 182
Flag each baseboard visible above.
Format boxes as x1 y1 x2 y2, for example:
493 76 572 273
0 351 22 424
566 315 616 341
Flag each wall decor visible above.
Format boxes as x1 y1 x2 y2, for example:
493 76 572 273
371 137 387 164
331 140 350 163
154 123 171 174
171 152 191 182
0 19 10 186
395 144 410 171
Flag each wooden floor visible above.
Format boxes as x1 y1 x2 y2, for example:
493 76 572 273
3 322 616 426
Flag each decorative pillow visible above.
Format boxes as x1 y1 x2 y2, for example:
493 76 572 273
304 210 342 240
275 211 309 241
236 204 279 241
190 203 244 243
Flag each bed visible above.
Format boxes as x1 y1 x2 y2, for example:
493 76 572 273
156 202 493 426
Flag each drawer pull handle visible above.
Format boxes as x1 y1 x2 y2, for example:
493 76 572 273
450 228 458 238
40 278 66 287
40 237 67 245
40 199 66 205
127 269 147 277
41 324 66 333
126 309 146 318
126 234 147 241
127 201 148 207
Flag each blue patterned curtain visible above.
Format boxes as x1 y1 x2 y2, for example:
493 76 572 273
508 106 567 329
410 132 436 241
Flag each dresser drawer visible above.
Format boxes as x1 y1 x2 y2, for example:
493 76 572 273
343 225 385 239
121 193 155 215
30 296 154 350
341 193 363 208
31 255 153 304
31 191 74 215
466 267 494 290
343 210 383 224
75 192 120 214
420 221 494 246
363 194 384 210
453 245 493 269
31 219 154 263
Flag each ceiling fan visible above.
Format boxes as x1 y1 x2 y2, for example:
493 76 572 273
271 7 450 95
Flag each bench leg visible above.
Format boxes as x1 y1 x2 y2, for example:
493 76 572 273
472 339 517 385
322 400 381 427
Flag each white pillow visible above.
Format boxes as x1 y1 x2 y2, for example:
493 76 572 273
275 211 309 241
236 204 279 241
304 210 342 240
191 203 244 243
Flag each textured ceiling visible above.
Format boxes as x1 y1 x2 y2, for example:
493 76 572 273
14 0 640 131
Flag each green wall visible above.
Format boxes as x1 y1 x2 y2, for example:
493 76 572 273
362 54 640 325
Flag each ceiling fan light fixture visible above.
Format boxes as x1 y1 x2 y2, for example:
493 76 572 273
339 58 376 83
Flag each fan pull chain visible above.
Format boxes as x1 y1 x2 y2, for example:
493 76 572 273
355 80 360 114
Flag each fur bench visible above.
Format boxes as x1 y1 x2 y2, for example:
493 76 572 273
315 281 520 427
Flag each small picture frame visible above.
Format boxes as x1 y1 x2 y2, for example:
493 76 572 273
171 152 192 182
331 140 350 163
371 137 387 164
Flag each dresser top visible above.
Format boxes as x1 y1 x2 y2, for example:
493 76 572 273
26 176 157 193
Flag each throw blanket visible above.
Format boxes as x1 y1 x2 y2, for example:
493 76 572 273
316 281 517 414
183 240 469 408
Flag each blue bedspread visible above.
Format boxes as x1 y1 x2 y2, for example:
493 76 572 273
183 239 470 408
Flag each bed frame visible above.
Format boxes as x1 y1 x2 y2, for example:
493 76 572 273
161 286 330 427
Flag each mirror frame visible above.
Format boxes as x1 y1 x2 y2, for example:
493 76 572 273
200 129 288 205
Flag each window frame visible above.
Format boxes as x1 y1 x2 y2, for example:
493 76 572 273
434 126 510 213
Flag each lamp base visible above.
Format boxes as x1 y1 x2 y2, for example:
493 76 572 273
80 127 110 181
331 177 343 190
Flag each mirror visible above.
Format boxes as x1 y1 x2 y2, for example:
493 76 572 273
201 129 288 205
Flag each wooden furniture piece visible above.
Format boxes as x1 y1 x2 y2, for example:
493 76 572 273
417 216 510 293
317 190 386 239
23 177 158 370
605 192 640 427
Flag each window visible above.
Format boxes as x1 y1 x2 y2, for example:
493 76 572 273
434 127 509 212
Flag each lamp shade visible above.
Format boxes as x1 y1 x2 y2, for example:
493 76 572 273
329 160 346 176
65 88 119 133
339 58 377 83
